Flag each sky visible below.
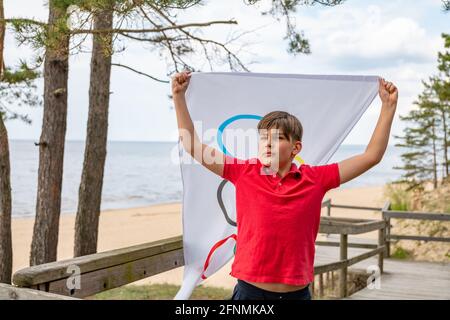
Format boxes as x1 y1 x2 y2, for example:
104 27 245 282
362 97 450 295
3 0 449 144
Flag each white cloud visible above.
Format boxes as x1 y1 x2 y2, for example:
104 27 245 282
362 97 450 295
297 5 441 69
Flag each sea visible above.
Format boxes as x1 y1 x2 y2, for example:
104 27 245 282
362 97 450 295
9 140 405 217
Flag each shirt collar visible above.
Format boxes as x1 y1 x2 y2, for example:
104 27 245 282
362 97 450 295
257 158 302 178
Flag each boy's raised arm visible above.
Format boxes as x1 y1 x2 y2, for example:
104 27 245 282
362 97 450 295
338 77 398 184
172 71 226 177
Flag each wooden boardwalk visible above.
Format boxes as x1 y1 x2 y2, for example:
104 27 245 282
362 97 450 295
315 238 450 300
345 259 450 300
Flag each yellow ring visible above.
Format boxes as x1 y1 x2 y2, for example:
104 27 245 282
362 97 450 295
294 155 305 164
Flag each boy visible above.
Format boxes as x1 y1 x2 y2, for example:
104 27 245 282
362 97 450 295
172 71 398 300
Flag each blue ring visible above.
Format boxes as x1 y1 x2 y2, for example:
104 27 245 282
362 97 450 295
217 114 262 157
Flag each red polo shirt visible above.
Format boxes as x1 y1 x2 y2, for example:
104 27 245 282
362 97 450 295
221 155 341 286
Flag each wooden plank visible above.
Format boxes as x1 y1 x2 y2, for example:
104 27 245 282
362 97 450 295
13 235 183 287
314 260 347 275
321 216 374 223
330 204 383 211
384 211 450 221
323 234 378 244
388 234 450 243
319 217 386 235
44 248 184 298
0 283 79 300
345 259 450 300
316 241 378 249
347 247 385 267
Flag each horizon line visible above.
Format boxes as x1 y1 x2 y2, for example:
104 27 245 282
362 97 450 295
8 138 397 146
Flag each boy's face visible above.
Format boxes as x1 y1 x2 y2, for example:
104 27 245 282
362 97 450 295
257 128 301 169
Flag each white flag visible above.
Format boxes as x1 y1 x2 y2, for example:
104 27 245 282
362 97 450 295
174 72 379 299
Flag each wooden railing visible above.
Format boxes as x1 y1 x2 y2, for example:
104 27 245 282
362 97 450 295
9 215 386 299
324 198 450 257
11 236 184 299
0 283 79 300
314 216 386 298
321 197 383 218
381 201 450 257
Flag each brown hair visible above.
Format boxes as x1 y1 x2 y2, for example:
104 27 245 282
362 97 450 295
257 111 303 142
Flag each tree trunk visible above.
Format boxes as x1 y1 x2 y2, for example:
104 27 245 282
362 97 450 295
432 120 438 189
441 109 449 177
0 0 13 284
30 1 70 266
74 8 113 257
0 0 4 72
0 120 12 284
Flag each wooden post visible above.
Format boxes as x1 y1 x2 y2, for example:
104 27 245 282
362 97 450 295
382 202 391 258
326 271 329 286
386 216 391 258
339 234 348 298
327 200 331 217
326 199 331 236
331 271 335 291
378 227 384 274
319 273 324 298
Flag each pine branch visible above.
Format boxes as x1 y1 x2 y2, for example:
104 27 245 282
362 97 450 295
111 63 169 82
70 20 238 35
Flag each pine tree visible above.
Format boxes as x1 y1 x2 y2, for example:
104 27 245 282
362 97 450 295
431 33 450 178
393 103 439 191
394 33 450 190
0 0 40 283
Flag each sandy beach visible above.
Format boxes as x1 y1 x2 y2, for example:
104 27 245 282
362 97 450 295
11 185 387 290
